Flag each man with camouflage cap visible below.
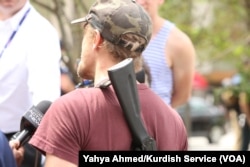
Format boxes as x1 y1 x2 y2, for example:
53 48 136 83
29 0 188 166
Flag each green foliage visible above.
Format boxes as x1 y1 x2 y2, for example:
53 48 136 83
160 1 192 24
159 0 249 70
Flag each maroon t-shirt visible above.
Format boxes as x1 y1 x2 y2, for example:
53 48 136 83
29 84 187 165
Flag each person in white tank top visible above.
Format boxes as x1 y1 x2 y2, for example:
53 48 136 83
137 0 196 108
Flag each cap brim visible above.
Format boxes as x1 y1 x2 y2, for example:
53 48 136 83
71 17 88 24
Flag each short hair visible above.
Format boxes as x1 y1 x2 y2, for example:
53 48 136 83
103 37 143 72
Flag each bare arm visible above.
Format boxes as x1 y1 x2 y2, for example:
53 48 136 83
44 154 77 167
167 27 196 108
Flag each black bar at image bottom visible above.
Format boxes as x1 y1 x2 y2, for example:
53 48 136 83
78 151 249 167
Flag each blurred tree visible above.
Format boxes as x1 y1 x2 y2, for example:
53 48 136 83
30 0 95 83
159 0 249 74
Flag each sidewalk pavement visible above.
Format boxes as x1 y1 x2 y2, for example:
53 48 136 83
188 130 236 150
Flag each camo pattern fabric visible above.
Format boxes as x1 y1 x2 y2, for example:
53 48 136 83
73 0 152 52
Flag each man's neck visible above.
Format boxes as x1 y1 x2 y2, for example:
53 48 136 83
0 1 27 20
93 54 120 87
151 16 165 37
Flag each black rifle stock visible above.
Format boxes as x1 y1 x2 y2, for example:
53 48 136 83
108 58 157 151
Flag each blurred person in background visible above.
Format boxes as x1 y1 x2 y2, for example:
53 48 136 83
220 65 250 151
220 76 242 150
0 0 61 166
60 40 76 95
237 58 250 150
136 0 196 108
60 60 76 95
239 91 250 150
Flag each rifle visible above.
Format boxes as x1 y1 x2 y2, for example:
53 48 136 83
108 58 157 151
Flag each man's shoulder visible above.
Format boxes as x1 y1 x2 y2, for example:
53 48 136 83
50 88 105 114
27 7 58 32
166 25 195 59
168 26 193 46
62 88 108 102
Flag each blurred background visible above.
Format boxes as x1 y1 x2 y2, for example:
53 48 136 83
30 0 250 150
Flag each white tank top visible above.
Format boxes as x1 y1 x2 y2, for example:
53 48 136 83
142 21 175 105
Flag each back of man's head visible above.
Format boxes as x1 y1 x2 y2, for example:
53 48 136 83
72 0 152 54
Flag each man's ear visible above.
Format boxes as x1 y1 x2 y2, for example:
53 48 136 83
92 30 103 49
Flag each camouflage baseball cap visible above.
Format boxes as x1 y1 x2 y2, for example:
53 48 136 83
71 0 152 53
